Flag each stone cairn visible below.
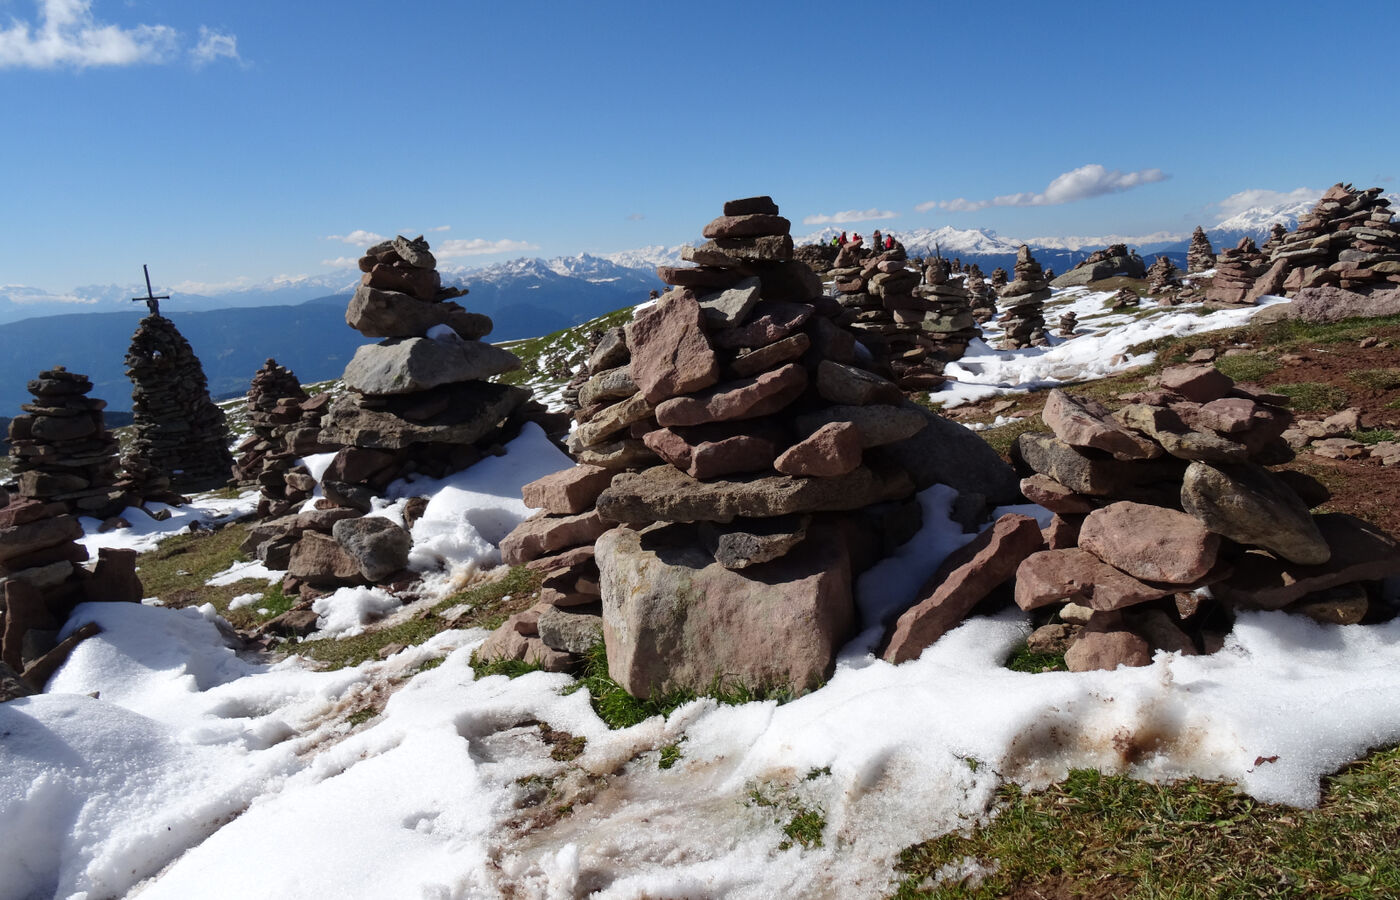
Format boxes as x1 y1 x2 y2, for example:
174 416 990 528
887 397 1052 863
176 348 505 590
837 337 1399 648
479 196 1020 694
1 373 144 696
990 266 1009 290
1186 226 1216 273
1057 312 1078 336
1050 243 1146 289
1146 255 1181 295
880 363 1400 668
913 256 981 373
1261 183 1400 296
1109 287 1141 309
241 236 566 610
965 264 997 323
995 245 1051 349
1261 223 1289 257
7 368 133 520
230 359 336 519
124 314 235 495
1204 237 1266 306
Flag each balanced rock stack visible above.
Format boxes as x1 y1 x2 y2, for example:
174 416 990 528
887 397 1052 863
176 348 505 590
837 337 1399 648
990 266 1009 289
124 314 235 494
1050 243 1146 288
1057 312 1078 336
1263 183 1400 295
483 196 1022 695
965 264 997 323
1205 237 1267 306
995 245 1051 349
230 359 336 519
1146 255 1181 294
909 256 980 375
1004 366 1400 669
1187 226 1216 273
7 368 133 519
1109 287 1140 309
1261 223 1289 257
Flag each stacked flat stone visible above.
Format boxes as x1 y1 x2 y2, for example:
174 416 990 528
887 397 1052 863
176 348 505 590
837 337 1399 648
124 314 235 494
483 196 1022 695
1109 287 1141 309
991 365 1400 671
965 264 997 323
7 368 132 519
996 245 1051 349
1187 226 1216 273
906 256 980 378
1146 255 1181 294
231 359 337 519
1057 312 1078 336
1261 223 1289 257
794 241 838 274
990 266 1009 289
1263 183 1400 295
1205 237 1266 305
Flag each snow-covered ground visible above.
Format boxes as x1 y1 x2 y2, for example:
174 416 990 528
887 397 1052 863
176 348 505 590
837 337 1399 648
10 289 1400 900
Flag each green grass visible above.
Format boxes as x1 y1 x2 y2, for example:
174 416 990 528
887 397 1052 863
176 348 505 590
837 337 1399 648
495 305 638 389
345 708 378 727
470 654 545 679
1349 429 1397 446
976 416 1049 458
134 523 286 625
1214 352 1281 382
658 743 683 770
1273 382 1349 412
1005 643 1068 673
1347 368 1400 391
890 746 1400 899
747 775 829 851
565 641 797 730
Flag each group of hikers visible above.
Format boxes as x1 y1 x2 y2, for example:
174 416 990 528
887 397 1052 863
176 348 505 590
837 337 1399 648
830 227 897 252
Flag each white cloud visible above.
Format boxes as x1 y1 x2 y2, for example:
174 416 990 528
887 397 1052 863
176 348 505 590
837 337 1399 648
1215 187 1319 218
190 26 238 68
626 213 645 222
326 229 387 246
920 164 1169 213
435 238 539 259
0 0 237 70
0 283 99 305
320 257 360 269
802 208 898 225
428 225 451 232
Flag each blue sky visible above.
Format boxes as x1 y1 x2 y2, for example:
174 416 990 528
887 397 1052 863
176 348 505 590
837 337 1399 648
3 0 1397 297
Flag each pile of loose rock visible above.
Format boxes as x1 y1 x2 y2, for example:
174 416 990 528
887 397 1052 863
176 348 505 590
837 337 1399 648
1279 405 1400 466
230 359 336 519
124 314 235 494
882 363 1400 668
1261 183 1400 295
1205 237 1266 306
990 267 1009 289
1109 287 1141 309
1146 255 1181 294
965 264 997 323
1187 226 1216 273
480 197 1021 694
7 368 134 519
1050 243 1146 288
995 245 1051 349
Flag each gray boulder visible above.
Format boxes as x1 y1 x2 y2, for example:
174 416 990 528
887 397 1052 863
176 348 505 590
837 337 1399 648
879 402 1021 504
332 516 413 582
342 337 520 396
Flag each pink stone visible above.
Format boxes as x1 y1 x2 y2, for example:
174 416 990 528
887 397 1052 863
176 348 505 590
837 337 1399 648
774 422 862 477
521 465 614 515
1042 390 1162 461
1158 364 1234 403
499 510 616 566
654 363 808 427
1014 549 1173 612
1078 501 1220 584
642 426 782 479
1065 627 1152 672
1019 474 1094 514
625 294 720 404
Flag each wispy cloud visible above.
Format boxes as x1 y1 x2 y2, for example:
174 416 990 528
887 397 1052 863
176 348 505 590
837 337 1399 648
190 26 239 68
436 238 540 259
920 164 1169 213
626 213 645 222
0 0 238 70
326 229 387 246
320 256 361 269
802 208 897 226
1214 187 1319 218
428 225 451 232
0 283 100 305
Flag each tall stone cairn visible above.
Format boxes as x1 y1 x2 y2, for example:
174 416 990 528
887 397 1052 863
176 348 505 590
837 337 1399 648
231 359 337 519
1146 255 1181 294
996 245 1051 349
1263 183 1400 295
124 314 235 494
912 256 980 371
965 263 997 323
990 266 1009 289
7 367 133 519
1205 237 1266 305
482 197 1020 695
1261 222 1289 257
1186 226 1216 273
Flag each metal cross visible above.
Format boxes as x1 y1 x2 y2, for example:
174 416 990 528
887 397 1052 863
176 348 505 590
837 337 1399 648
132 264 170 317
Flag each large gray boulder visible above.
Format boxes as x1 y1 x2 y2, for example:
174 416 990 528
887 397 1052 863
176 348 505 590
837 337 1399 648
317 382 530 450
1050 253 1147 288
879 402 1021 504
1180 461 1329 565
345 284 492 340
332 516 412 582
597 522 854 697
1253 285 1400 324
342 337 520 396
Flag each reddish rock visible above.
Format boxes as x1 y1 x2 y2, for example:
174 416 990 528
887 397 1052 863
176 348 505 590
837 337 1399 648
523 544 597 575
625 294 720 404
701 213 791 239
1019 474 1094 514
287 532 367 587
499 510 616 565
1079 501 1220 584
1065 627 1153 672
642 425 783 480
0 499 67 528
521 465 614 515
2 580 49 671
1043 514 1082 549
815 361 903 406
774 422 862 477
728 333 811 378
83 547 143 604
1042 390 1162 461
0 514 84 563
712 301 814 349
323 447 397 484
1014 549 1174 612
654 363 808 427
722 196 779 216
883 514 1044 663
1158 364 1234 403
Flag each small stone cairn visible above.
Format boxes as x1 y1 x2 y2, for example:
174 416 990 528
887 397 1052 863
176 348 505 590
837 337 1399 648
1205 237 1266 306
881 363 1400 668
7 368 133 519
912 256 981 372
125 314 235 494
996 245 1051 349
1057 311 1078 337
965 264 997 323
1260 223 1289 257
1187 226 1216 273
1146 255 1181 294
1262 183 1400 295
990 266 1009 289
481 196 1021 695
1109 287 1141 309
230 359 336 519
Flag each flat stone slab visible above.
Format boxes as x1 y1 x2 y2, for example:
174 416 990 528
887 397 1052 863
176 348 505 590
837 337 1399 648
342 337 520 396
1013 432 1183 496
654 363 807 427
1212 514 1400 610
1043 390 1161 461
317 382 529 450
1015 548 1175 612
521 465 615 515
626 293 720 404
795 404 925 448
346 284 492 340
1180 461 1329 565
1078 501 1219 584
596 463 913 524
500 510 616 566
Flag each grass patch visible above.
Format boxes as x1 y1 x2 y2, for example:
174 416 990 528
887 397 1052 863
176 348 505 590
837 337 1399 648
470 654 545 679
1214 352 1280 382
977 416 1049 459
566 642 796 730
658 743 683 770
1350 429 1397 446
891 746 1400 898
345 708 378 727
134 522 284 622
539 723 587 761
220 582 298 631
414 656 446 673
1347 368 1400 391
747 779 827 851
296 617 448 669
1273 382 1349 412
496 305 638 389
1005 643 1067 673
432 565 544 630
